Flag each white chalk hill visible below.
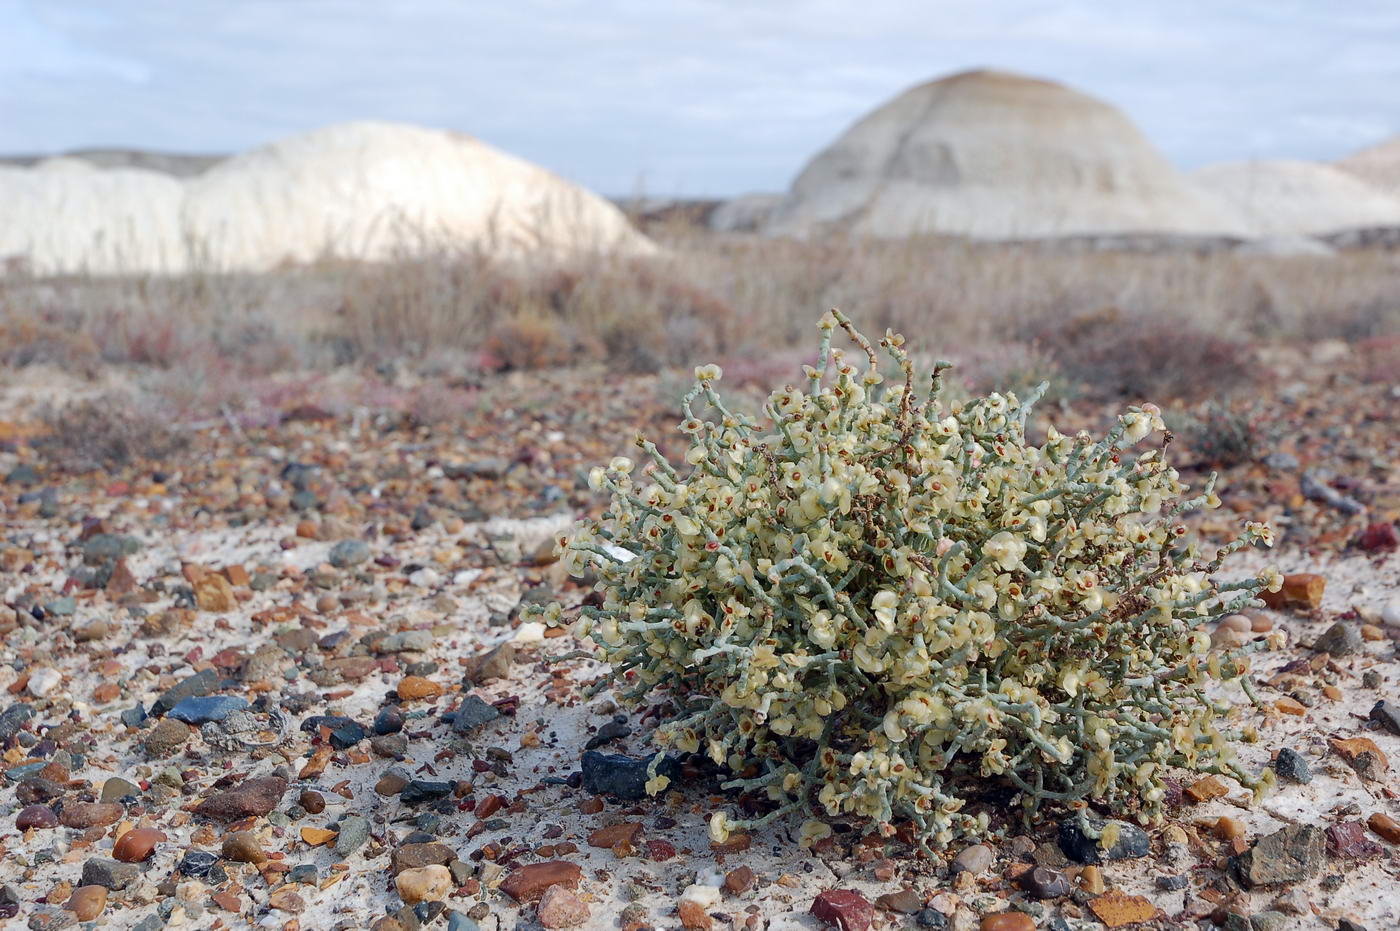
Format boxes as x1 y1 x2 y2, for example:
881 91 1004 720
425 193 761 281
0 121 652 275
763 69 1249 240
1195 159 1400 236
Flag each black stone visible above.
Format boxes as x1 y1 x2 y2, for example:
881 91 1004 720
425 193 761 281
329 722 368 750
914 907 949 929
581 750 681 801
1369 700 1400 736
584 717 632 751
120 704 148 729
447 695 500 736
1156 874 1189 891
1273 748 1312 784
373 706 406 735
400 780 455 805
1057 817 1150 864
1019 866 1071 899
177 850 219 878
0 703 35 741
300 714 360 735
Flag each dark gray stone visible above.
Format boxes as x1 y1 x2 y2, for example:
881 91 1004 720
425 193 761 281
334 815 370 857
151 668 221 716
581 750 681 801
1369 700 1400 736
0 703 34 740
1057 817 1150 864
1314 622 1362 656
81 857 140 890
1273 747 1312 784
1232 824 1325 888
448 696 500 736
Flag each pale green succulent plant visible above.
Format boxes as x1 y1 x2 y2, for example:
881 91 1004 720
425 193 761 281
535 310 1281 850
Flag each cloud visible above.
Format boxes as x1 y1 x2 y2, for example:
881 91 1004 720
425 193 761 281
1 0 1397 195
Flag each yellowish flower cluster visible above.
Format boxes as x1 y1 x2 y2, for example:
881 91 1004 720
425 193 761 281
553 311 1280 849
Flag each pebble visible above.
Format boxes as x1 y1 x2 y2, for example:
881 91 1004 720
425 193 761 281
499 861 583 904
395 865 454 904
980 915 1035 931
461 642 515 683
536 885 590 928
65 885 106 922
1274 748 1313 784
100 777 141 803
1214 817 1246 842
1314 621 1362 656
167 695 249 725
335 814 371 856
448 695 501 735
397 676 444 701
392 843 455 875
194 775 287 821
177 851 218 878
374 706 407 735
222 830 267 863
299 789 326 814
724 865 756 896
142 718 191 757
400 780 454 805
1368 812 1400 844
581 750 680 800
16 805 58 830
328 540 371 567
1057 817 1150 863
811 889 874 931
1234 825 1324 888
27 668 63 698
951 844 993 875
1382 601 1400 629
59 802 123 829
113 828 166 863
151 669 221 716
80 858 139 891
1020 865 1070 898
1369 700 1400 736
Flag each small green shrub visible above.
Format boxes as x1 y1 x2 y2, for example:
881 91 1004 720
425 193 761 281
542 312 1280 850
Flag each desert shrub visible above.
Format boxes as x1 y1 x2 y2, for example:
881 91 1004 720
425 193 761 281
1041 309 1256 402
36 395 186 474
540 311 1280 849
1170 402 1277 469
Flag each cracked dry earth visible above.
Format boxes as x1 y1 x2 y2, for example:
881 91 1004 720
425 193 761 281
0 368 1397 931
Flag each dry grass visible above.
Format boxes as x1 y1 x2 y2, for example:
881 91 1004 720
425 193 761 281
2 229 1398 413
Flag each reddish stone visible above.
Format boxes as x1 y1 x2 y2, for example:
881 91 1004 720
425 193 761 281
475 793 506 818
724 865 756 895
58 802 123 829
588 822 642 848
1358 522 1399 553
678 899 713 930
16 805 58 830
499 860 583 904
646 839 676 862
811 890 874 931
536 885 590 928
194 775 288 822
1259 573 1325 612
113 827 166 863
1326 821 1384 860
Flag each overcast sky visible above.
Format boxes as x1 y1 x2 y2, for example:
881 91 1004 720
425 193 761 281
3 1 1398 197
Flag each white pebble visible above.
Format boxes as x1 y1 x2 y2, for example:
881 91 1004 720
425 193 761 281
27 668 62 697
681 883 722 907
408 567 441 587
1382 601 1400 630
512 621 546 644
